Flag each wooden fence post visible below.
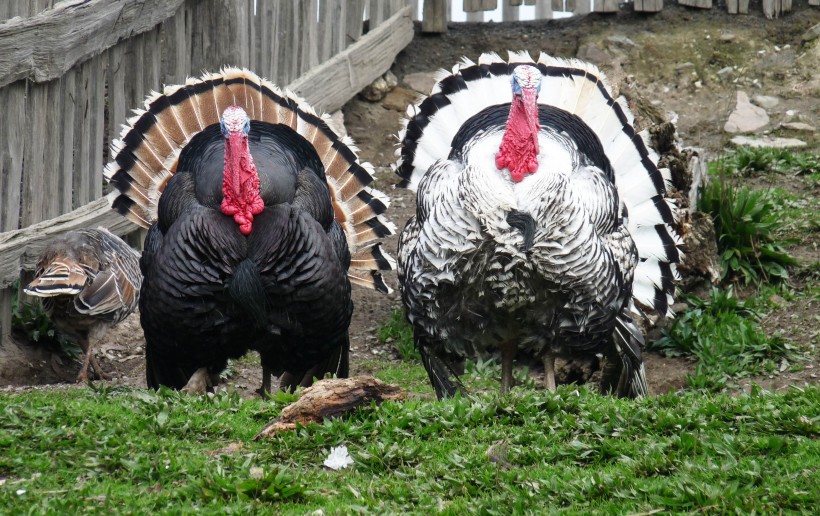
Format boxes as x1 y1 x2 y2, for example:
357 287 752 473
422 0 447 32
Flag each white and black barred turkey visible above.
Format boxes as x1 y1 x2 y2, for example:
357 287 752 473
105 68 395 394
395 52 681 398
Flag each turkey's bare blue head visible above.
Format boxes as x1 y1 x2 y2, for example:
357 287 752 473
220 105 263 236
496 65 542 182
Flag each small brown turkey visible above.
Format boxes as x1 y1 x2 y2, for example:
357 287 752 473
24 228 141 382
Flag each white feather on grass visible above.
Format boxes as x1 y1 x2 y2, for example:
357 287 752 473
323 445 354 471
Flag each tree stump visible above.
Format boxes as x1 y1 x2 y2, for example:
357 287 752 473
255 376 406 438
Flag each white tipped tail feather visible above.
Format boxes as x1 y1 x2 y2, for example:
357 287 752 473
105 67 396 293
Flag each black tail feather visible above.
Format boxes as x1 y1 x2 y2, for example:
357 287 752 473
417 336 465 400
601 309 648 398
278 335 350 392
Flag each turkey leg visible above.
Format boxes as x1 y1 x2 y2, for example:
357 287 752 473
181 367 211 395
76 337 94 383
499 341 517 394
542 353 556 391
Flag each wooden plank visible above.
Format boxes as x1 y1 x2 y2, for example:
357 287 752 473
370 0 386 25
22 81 49 227
0 289 12 347
319 0 333 63
0 198 139 288
0 81 26 232
59 69 76 213
534 0 553 18
464 0 496 8
509 0 523 5
422 0 447 32
300 0 319 75
73 58 93 207
551 0 564 11
593 0 619 11
346 0 365 46
0 0 186 89
502 0 521 20
44 78 63 217
466 10 484 21
634 0 664 12
264 0 281 82
726 0 748 13
677 0 712 8
88 54 105 203
249 0 260 73
762 0 778 18
573 0 591 14
810 0 820 6
276 0 296 84
289 5 413 114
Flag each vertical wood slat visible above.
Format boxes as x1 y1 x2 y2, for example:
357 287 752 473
463 0 497 10
0 82 26 232
634 0 664 12
593 0 620 11
318 0 339 63
422 0 447 32
726 0 749 13
275 1 295 85
264 1 281 83
502 0 520 20
73 55 105 208
573 0 591 14
300 0 319 76
22 81 49 227
677 0 712 8
369 0 386 25
59 69 76 213
346 0 365 45
534 0 553 18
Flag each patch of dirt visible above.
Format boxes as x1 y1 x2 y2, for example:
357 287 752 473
3 4 818 397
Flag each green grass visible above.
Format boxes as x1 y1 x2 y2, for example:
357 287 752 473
377 308 420 362
1 383 818 514
719 147 820 177
699 162 798 285
650 287 803 392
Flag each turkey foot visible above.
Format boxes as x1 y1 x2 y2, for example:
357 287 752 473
499 341 517 394
181 367 211 395
258 365 272 397
76 339 110 383
542 353 556 391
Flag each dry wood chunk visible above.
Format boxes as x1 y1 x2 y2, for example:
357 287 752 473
255 376 405 438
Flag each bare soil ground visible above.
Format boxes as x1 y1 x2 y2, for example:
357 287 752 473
3 4 818 397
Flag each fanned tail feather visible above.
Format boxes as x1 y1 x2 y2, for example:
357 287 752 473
105 67 395 293
395 52 681 316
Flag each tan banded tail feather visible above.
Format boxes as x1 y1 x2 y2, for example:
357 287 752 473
105 67 396 293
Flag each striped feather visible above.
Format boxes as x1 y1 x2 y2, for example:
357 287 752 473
105 68 395 293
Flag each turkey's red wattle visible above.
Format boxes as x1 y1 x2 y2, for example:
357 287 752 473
495 89 540 182
221 132 264 235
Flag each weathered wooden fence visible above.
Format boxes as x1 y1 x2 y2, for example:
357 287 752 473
0 0 414 352
420 0 816 29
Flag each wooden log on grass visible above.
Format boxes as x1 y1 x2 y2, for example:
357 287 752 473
255 376 406 438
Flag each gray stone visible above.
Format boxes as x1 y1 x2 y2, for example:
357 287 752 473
751 95 780 109
384 70 398 90
675 62 695 73
780 122 816 132
403 71 438 95
719 32 736 42
359 72 397 102
606 35 636 47
717 66 734 77
382 86 418 112
730 135 807 148
724 91 769 133
576 44 611 66
802 23 820 42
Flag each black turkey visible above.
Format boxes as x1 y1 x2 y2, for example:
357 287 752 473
105 68 395 394
24 228 141 382
396 52 681 398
